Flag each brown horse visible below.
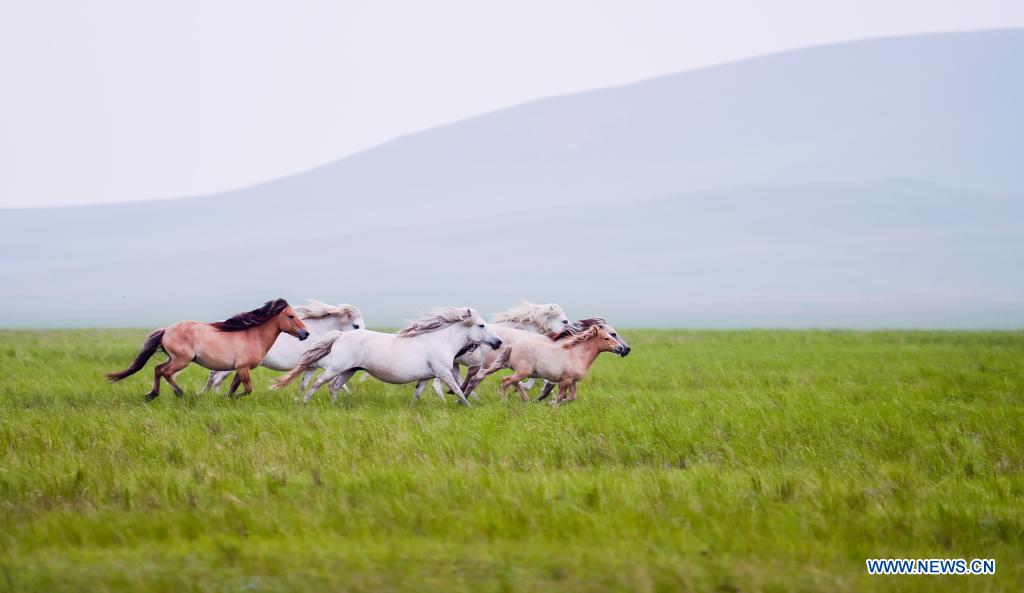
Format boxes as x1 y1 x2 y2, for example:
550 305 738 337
106 298 309 400
483 324 626 405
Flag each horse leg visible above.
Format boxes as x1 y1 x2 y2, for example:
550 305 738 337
431 379 446 402
561 381 579 404
553 381 571 406
445 363 462 394
514 378 531 402
235 367 254 396
520 378 536 391
500 376 514 401
536 381 556 402
411 379 429 403
301 368 342 405
204 370 227 393
436 369 472 407
147 359 170 401
500 370 529 402
160 356 190 398
300 369 316 390
461 365 482 399
466 363 495 397
213 370 231 392
203 371 218 393
327 370 356 404
227 372 242 397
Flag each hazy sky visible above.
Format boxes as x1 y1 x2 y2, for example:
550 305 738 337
2 1 1022 208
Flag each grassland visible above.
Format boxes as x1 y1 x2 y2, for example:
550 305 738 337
0 329 1022 592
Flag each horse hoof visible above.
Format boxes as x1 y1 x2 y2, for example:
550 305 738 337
144 392 159 402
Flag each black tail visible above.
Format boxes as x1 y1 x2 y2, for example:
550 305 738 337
106 329 165 382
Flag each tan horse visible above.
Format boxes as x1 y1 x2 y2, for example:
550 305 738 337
484 324 626 405
106 298 309 400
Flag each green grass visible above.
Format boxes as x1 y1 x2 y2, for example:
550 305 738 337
0 329 1022 592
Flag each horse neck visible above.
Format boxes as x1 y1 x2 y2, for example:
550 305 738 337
419 324 470 357
496 319 543 333
566 337 602 371
303 316 342 334
251 319 285 353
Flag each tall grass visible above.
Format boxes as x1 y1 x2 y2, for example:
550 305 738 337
0 329 1021 592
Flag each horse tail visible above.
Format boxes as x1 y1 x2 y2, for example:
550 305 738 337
106 329 165 382
482 347 512 376
273 330 342 388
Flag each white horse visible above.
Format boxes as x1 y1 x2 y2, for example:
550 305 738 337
274 307 502 406
433 301 570 396
203 299 364 393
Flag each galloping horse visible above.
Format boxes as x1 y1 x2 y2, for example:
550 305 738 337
483 324 627 405
204 299 363 393
535 318 631 401
275 307 502 406
438 301 570 396
106 298 310 400
459 317 631 397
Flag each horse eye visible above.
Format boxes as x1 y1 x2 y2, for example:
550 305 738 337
612 333 617 337
562 320 568 324
353 324 360 329
288 315 294 319
478 323 485 328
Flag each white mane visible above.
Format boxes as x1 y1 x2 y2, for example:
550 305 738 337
295 299 361 324
491 300 564 329
398 306 476 337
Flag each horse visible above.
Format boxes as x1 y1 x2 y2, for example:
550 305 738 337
460 317 631 397
482 324 626 405
106 298 310 400
274 307 502 406
535 318 631 401
433 300 570 396
203 299 363 393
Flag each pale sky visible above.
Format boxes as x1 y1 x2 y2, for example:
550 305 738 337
2 0 1022 208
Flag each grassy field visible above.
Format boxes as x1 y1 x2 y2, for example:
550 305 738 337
0 329 1022 592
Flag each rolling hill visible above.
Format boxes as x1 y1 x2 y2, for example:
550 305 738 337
1 30 1022 327
3 181 1021 328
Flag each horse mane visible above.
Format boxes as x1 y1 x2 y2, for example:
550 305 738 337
398 307 475 337
211 298 290 332
296 299 361 324
491 300 564 329
560 324 602 349
548 318 606 341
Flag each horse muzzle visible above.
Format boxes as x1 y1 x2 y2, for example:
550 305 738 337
296 329 311 341
617 345 631 357
488 338 503 349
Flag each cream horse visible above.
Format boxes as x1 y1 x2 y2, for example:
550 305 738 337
432 301 570 396
460 317 631 397
483 324 626 404
274 307 502 406
204 299 364 393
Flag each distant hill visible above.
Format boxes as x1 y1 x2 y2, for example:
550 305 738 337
3 181 1021 328
1 30 1022 327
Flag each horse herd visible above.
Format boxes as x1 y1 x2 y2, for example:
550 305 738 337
106 299 631 406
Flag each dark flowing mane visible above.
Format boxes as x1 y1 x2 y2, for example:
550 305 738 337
547 318 606 341
211 298 290 332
